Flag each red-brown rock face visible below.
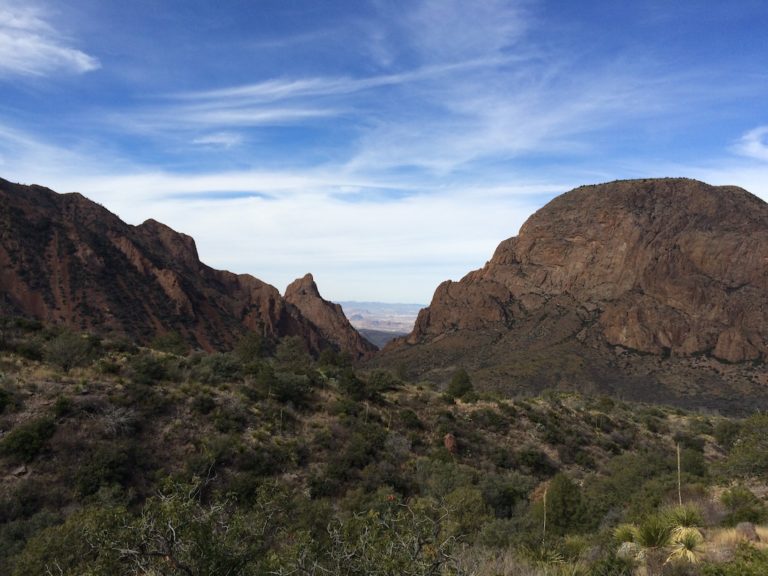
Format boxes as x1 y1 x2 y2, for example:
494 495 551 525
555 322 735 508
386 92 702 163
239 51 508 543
404 179 768 363
0 177 366 355
284 274 377 360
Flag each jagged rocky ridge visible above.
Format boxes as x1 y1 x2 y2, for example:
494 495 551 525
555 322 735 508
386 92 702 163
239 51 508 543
0 177 374 358
377 178 768 411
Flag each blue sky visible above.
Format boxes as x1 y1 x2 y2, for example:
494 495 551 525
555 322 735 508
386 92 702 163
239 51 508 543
1 0 767 302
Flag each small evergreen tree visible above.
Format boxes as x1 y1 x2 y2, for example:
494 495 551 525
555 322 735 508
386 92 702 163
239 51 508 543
446 368 473 400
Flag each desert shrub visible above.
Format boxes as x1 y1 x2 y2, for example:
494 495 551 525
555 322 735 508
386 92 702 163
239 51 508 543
480 472 534 519
634 513 673 548
713 419 742 450
14 479 284 576
272 371 313 408
193 352 242 384
52 395 74 418
586 411 615 433
338 368 384 401
472 408 509 433
11 507 125 576
0 417 56 462
0 510 60 575
191 392 216 414
673 431 705 452
44 330 95 372
701 542 768 575
399 408 423 430
444 485 489 538
76 444 135 496
662 504 704 528
723 414 768 477
366 370 401 393
234 332 272 364
0 385 15 414
150 330 188 355
299 497 465 576
688 418 714 436
445 368 473 400
541 473 587 537
126 351 168 385
514 447 558 477
235 442 296 478
213 404 248 433
274 335 311 370
720 485 767 526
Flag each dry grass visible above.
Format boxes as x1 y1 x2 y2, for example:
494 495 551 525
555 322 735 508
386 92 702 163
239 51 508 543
454 547 589 576
702 525 768 564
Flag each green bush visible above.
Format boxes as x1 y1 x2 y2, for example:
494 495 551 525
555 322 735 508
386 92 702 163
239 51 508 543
445 368 473 400
713 419 742 450
720 485 767 526
126 352 168 385
724 414 768 477
192 352 242 384
702 543 768 576
44 330 95 372
0 386 14 414
541 473 587 536
150 330 189 355
52 395 74 418
75 444 135 496
0 418 56 462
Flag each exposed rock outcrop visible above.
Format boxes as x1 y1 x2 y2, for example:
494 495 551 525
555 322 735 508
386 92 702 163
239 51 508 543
407 179 768 362
0 177 365 356
377 179 768 410
285 273 377 359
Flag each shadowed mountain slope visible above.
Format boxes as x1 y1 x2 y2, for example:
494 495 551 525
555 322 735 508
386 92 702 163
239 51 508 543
0 177 371 357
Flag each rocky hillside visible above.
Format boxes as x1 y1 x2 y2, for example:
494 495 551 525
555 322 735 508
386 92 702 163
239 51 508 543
284 274 377 358
377 179 768 411
0 177 372 357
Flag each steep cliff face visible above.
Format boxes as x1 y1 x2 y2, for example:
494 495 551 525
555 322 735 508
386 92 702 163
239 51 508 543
407 179 768 362
0 177 365 355
378 179 768 410
284 274 378 359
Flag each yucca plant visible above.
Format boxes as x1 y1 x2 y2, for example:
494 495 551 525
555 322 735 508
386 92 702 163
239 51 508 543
666 526 704 565
613 523 638 544
635 515 673 549
663 504 703 530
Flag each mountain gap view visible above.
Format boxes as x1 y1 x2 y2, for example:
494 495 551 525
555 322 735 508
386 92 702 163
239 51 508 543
2 2 768 575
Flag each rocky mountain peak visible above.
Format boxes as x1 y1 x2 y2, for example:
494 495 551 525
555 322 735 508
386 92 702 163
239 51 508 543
284 274 377 359
377 178 768 410
285 273 321 299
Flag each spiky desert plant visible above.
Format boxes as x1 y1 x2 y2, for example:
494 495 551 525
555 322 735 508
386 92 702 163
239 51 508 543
666 526 704 565
635 515 673 549
613 523 638 544
663 504 703 530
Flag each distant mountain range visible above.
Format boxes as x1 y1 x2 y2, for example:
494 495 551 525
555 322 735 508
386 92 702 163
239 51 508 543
337 302 424 348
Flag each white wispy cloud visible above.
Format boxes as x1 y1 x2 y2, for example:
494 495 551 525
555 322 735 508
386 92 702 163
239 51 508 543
191 132 244 148
405 0 529 63
0 1 99 77
2 0 767 302
735 126 768 162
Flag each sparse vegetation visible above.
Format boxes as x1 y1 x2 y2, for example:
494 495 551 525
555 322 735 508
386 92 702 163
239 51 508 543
1 316 768 575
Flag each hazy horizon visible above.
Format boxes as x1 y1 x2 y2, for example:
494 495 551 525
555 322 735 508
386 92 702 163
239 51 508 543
1 1 768 301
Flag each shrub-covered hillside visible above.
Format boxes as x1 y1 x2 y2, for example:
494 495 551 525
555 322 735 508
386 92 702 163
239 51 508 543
1 316 768 575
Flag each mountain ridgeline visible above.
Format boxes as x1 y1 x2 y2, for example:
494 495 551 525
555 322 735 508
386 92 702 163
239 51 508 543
2 176 768 409
0 177 374 359
376 178 768 411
